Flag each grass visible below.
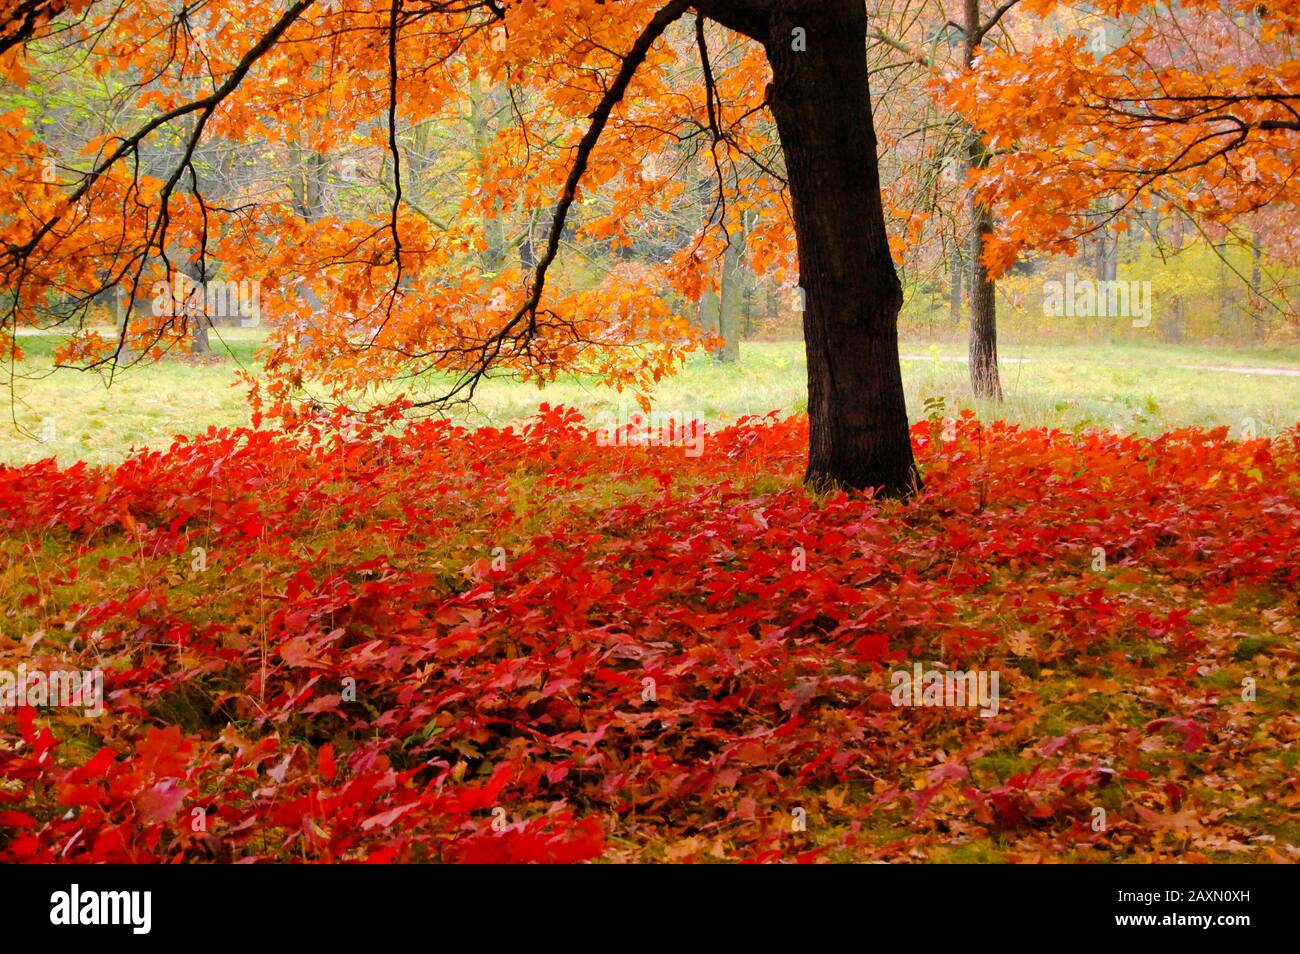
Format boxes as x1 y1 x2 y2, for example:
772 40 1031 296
3 326 1298 466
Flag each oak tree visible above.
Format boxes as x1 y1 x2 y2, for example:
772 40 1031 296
0 0 923 497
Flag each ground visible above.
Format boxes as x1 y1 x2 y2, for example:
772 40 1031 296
0 334 1297 862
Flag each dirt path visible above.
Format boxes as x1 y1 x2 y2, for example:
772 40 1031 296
900 353 1300 377
1175 364 1300 377
900 354 1031 364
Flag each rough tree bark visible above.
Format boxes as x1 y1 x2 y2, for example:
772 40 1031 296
963 0 1002 400
698 0 918 495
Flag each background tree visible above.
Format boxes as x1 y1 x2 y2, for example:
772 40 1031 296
946 0 1300 298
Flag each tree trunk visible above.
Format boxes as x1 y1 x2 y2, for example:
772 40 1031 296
1217 246 1230 332
1250 233 1263 339
174 259 212 354
740 210 756 341
699 282 720 337
190 308 212 354
963 0 1002 400
949 252 962 325
763 0 919 497
1164 213 1186 342
470 77 507 274
1098 196 1120 282
966 196 1000 398
716 231 743 363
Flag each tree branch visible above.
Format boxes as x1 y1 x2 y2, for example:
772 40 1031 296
691 0 769 42
420 0 696 405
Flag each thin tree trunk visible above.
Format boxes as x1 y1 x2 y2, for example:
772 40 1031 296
764 0 919 496
1100 196 1120 282
470 76 506 273
1165 213 1186 342
1250 232 1264 339
1218 245 1230 332
699 282 720 337
740 211 756 340
949 252 962 325
966 198 1000 397
175 260 212 354
716 230 743 362
190 308 212 354
1106 219 1120 282
963 0 1002 400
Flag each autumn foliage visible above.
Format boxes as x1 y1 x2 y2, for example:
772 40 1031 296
1 408 1296 862
0 0 765 400
945 0 1300 276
